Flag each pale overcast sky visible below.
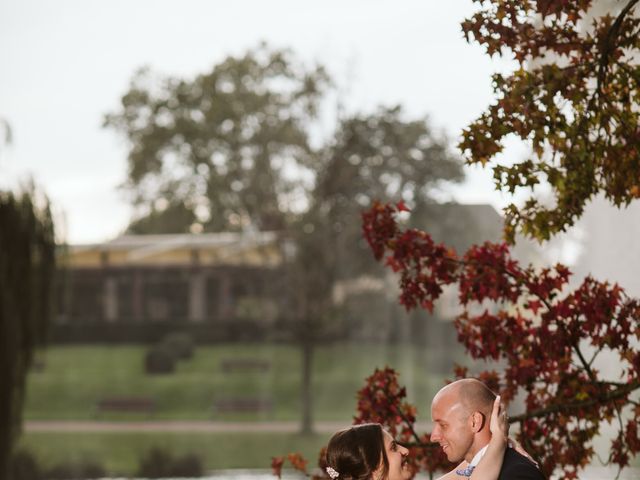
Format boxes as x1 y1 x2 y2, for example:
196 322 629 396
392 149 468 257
0 0 521 244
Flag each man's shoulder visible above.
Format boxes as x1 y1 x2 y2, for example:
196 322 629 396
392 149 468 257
498 448 545 480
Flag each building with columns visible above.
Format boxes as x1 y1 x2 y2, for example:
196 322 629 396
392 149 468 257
54 232 287 342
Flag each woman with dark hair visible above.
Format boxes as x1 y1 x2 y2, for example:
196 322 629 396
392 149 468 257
325 396 511 480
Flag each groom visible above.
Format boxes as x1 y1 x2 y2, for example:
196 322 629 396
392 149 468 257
430 378 544 479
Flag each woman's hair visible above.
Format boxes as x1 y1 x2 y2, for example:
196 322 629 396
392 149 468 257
325 423 388 480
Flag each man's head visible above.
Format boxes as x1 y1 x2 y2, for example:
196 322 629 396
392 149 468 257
430 378 496 463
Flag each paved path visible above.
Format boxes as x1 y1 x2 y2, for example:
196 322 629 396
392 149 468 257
24 420 433 433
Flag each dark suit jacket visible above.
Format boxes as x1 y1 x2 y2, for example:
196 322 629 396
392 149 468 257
497 448 545 480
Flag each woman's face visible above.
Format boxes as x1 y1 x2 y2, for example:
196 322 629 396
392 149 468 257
380 430 411 480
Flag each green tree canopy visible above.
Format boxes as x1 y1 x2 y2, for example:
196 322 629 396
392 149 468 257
105 44 330 233
460 0 640 242
311 106 463 278
106 44 465 433
105 44 464 256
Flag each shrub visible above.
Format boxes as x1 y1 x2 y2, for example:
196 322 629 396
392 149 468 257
144 344 176 374
137 447 171 478
46 460 106 479
137 447 203 478
9 450 107 480
161 332 194 360
9 449 41 480
169 452 203 477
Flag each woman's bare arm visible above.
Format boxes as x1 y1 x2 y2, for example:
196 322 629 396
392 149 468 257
434 468 461 480
468 395 508 479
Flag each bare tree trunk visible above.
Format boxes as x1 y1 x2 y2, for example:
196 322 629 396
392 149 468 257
300 336 314 434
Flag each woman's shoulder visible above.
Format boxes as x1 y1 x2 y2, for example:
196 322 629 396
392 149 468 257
435 462 469 480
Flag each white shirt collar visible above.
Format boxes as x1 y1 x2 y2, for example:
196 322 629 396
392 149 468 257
469 444 489 468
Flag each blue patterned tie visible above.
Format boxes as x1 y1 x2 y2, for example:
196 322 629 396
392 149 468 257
455 465 475 477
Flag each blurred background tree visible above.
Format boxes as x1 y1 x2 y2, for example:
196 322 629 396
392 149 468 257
0 120 56 478
104 45 464 433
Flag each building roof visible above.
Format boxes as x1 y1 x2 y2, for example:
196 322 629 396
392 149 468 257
62 231 283 268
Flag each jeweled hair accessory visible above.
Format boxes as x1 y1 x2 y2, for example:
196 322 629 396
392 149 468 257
326 466 340 479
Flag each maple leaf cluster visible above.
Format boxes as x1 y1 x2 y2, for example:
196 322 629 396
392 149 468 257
272 453 311 480
353 367 450 478
459 0 640 242
273 201 640 479
358 201 640 479
272 366 450 480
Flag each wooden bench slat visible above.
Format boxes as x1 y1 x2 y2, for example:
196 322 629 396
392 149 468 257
97 397 156 413
213 397 273 413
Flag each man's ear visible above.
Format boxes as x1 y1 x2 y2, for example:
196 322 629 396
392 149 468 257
469 411 486 433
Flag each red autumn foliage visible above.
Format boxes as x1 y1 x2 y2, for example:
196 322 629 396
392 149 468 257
287 453 309 474
273 202 640 478
272 453 310 479
271 456 285 478
274 0 640 475
359 201 640 478
354 367 450 477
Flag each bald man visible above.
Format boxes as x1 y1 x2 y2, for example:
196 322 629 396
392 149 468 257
430 379 544 479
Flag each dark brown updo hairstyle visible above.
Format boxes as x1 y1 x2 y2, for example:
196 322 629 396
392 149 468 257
325 423 388 480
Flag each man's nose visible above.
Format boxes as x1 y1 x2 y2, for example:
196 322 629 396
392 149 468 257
430 428 440 442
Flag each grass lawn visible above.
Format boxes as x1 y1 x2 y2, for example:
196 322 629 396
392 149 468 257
18 431 328 475
22 343 638 476
21 342 458 473
25 342 452 422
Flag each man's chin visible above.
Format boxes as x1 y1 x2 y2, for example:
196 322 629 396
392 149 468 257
443 450 462 464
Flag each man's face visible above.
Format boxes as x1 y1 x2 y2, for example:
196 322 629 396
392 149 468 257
430 392 474 463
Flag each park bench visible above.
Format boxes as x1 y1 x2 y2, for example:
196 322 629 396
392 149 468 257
213 396 274 415
96 396 156 416
220 358 271 373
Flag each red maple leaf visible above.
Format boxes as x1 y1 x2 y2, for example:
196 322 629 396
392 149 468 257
287 453 309 474
396 200 410 212
528 300 542 315
271 457 285 478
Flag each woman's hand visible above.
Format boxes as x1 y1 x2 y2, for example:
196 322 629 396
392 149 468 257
465 395 508 479
490 396 540 469
489 395 508 444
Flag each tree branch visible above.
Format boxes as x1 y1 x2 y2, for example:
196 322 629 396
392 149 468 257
572 341 599 384
403 380 640 450
587 344 605 368
596 0 640 97
509 379 640 423
394 403 424 446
